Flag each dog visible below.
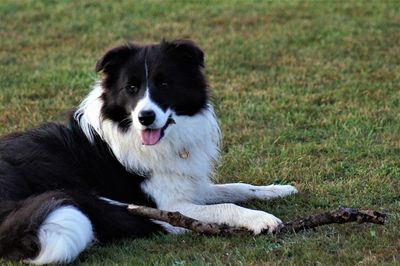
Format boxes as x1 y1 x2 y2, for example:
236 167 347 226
0 39 297 264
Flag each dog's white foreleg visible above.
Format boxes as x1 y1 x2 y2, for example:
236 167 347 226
203 183 298 204
162 202 282 234
141 175 295 234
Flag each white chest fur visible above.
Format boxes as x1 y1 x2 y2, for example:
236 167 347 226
100 105 221 178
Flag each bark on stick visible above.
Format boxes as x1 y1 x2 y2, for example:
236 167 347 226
127 205 386 236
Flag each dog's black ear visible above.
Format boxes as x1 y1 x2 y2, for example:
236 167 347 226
95 44 137 73
162 39 204 67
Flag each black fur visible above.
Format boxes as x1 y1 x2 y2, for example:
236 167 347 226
98 39 208 131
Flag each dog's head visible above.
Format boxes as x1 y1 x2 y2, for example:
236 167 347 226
95 39 208 146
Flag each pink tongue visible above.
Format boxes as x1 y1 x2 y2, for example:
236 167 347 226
140 129 161 145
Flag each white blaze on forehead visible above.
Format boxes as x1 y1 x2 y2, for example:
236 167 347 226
145 59 149 90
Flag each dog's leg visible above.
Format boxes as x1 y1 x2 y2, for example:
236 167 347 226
203 183 298 204
162 202 282 234
141 175 296 234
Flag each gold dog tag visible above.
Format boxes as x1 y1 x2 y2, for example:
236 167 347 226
178 149 189 159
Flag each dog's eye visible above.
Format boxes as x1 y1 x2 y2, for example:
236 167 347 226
125 85 138 94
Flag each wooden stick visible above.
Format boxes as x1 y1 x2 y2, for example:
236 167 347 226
277 207 386 233
127 205 386 236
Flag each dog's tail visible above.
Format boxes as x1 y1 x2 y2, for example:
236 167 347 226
0 191 94 264
0 190 163 265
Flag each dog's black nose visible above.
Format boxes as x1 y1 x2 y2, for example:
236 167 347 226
138 110 156 126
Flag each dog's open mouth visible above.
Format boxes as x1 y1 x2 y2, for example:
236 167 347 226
140 117 175 146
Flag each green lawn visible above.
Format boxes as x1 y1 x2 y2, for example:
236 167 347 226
1 1 399 265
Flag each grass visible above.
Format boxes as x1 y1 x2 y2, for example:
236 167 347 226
1 0 399 265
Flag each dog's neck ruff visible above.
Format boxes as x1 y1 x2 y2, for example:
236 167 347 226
74 84 221 179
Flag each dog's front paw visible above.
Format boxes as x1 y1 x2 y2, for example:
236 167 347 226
253 184 298 200
243 211 282 234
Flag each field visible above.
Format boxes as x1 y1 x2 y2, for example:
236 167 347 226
0 1 399 265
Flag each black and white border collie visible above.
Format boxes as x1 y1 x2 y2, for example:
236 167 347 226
0 39 297 264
